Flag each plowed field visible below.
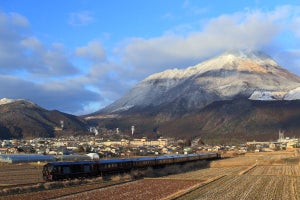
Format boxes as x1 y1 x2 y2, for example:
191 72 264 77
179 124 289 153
176 175 300 200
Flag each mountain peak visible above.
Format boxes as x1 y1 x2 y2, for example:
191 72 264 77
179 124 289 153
223 49 271 59
223 49 276 64
199 49 278 73
0 98 36 106
146 50 279 81
0 98 21 105
97 50 300 115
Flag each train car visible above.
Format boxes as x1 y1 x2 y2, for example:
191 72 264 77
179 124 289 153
98 158 133 175
205 152 220 159
155 155 177 166
43 160 98 181
132 157 156 168
187 154 201 161
172 154 189 164
43 152 220 181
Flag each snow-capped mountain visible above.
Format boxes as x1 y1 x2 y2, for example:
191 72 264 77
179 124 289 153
0 98 22 105
97 50 300 115
284 87 300 100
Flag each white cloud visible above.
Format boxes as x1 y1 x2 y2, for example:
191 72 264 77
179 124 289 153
119 7 299 79
0 75 101 114
8 12 29 27
0 11 79 77
20 36 42 49
0 12 28 71
68 11 94 26
291 15 300 38
182 0 209 16
75 40 107 62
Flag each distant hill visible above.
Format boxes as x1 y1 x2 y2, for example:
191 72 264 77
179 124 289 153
0 99 88 139
159 99 300 143
88 99 300 143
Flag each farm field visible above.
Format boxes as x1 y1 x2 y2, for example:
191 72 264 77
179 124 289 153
0 150 299 199
174 150 300 200
0 163 43 185
175 175 300 200
55 179 202 200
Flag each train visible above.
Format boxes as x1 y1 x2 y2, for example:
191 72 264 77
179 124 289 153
42 152 220 181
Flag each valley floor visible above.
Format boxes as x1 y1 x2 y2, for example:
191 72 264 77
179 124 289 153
0 150 299 199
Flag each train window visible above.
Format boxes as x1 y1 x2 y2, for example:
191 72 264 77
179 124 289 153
72 165 81 173
47 165 53 171
56 166 61 173
63 166 71 174
84 165 90 173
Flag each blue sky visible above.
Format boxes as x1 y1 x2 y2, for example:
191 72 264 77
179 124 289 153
1 0 300 115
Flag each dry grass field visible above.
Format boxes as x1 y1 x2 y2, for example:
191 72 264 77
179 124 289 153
0 163 43 186
175 175 300 200
0 150 300 199
173 150 300 200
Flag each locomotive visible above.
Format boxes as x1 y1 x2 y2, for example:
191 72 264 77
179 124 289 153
42 152 220 181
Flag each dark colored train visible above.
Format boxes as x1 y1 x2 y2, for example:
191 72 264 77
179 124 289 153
42 152 220 181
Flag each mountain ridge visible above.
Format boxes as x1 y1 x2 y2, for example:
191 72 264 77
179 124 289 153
84 50 300 142
0 99 88 139
94 50 300 116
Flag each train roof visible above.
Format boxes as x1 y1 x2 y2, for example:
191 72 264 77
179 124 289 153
99 157 156 164
155 155 180 160
44 152 218 166
131 157 156 162
99 158 133 164
45 160 96 167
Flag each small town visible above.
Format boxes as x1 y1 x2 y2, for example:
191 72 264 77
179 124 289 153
0 129 298 163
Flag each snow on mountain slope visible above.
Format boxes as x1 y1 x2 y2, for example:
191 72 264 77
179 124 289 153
249 87 300 101
98 50 300 115
0 98 38 106
249 91 286 100
146 50 279 80
0 98 23 105
284 87 300 100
